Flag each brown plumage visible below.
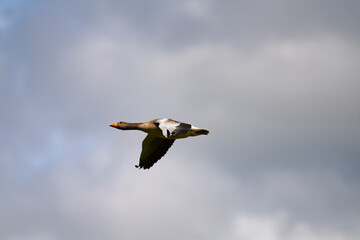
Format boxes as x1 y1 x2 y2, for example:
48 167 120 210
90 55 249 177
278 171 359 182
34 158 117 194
109 118 209 169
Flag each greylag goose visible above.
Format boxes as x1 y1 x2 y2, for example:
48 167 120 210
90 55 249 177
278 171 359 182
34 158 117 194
109 118 209 169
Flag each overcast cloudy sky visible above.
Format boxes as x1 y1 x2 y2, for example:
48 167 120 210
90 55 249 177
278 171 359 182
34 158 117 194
1 0 360 239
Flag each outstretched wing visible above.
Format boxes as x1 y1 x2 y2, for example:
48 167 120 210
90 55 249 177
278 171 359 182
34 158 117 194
136 134 175 169
156 118 191 138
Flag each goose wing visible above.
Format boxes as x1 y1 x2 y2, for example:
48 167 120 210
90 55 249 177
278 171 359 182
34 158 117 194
156 118 191 138
136 134 175 169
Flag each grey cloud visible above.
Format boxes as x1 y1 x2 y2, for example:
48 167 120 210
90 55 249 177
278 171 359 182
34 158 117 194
1 0 360 239
92 0 360 48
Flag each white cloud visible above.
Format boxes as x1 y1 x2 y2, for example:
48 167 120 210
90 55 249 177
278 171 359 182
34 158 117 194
233 212 360 240
51 150 238 239
58 30 360 121
289 222 360 240
234 212 287 240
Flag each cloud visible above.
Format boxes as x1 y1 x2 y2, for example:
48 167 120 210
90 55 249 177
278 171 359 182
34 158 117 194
6 232 57 240
89 0 360 48
233 212 287 240
233 212 360 240
2 144 358 239
1 0 360 239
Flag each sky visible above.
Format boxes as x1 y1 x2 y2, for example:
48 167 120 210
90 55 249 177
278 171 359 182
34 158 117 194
1 0 360 239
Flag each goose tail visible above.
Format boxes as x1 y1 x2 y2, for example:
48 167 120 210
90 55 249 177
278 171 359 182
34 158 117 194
191 127 210 136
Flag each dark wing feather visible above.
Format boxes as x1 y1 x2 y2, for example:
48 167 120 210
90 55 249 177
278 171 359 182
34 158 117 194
136 134 175 169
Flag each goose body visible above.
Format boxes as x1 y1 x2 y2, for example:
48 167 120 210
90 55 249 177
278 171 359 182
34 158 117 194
109 118 209 169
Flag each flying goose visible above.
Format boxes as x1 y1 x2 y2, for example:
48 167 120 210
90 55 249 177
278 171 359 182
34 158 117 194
109 118 209 169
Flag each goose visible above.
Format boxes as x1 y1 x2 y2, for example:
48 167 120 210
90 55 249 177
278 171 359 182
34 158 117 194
109 118 209 169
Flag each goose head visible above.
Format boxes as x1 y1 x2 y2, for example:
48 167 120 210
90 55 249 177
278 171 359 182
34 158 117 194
109 121 127 130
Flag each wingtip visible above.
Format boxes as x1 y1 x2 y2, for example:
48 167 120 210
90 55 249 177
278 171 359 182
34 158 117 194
135 165 147 170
